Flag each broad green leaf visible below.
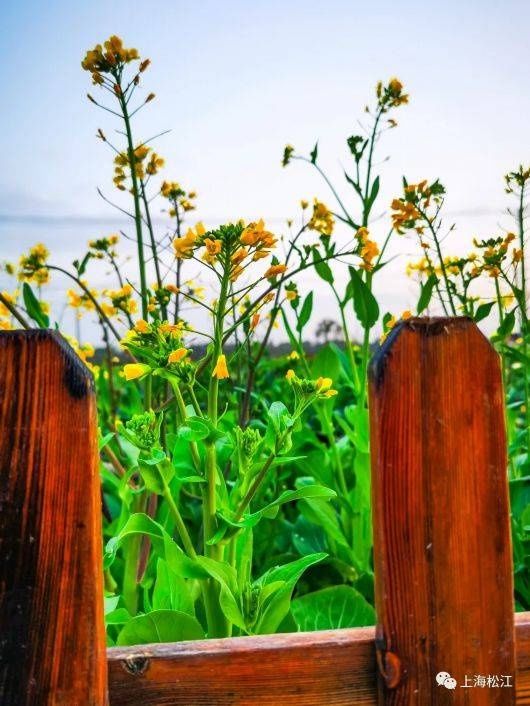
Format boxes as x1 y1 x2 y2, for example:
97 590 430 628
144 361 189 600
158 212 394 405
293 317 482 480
104 513 206 579
296 292 314 332
312 247 334 284
138 455 174 494
22 282 49 328
116 610 204 645
291 585 375 630
152 559 196 615
220 485 336 529
195 556 246 630
496 309 516 339
310 344 341 384
474 301 495 323
178 417 210 442
348 267 379 329
416 274 438 314
254 553 327 634
300 498 350 550
105 608 132 626
292 515 327 555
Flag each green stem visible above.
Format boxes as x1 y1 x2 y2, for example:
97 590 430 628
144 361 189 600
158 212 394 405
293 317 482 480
117 86 148 319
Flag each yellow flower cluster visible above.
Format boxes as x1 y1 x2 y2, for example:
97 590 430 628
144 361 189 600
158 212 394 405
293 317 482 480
114 146 165 190
67 285 98 316
376 78 409 112
81 36 141 86
161 181 197 215
355 227 379 271
103 284 138 317
473 233 517 279
173 223 207 259
285 371 338 399
308 200 334 236
88 234 119 259
18 244 50 284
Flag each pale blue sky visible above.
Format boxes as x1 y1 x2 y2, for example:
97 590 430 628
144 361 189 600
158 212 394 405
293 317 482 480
1 0 528 340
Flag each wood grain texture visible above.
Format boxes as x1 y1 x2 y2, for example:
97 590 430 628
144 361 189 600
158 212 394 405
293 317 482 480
369 317 515 704
0 330 107 705
107 628 377 706
106 615 530 705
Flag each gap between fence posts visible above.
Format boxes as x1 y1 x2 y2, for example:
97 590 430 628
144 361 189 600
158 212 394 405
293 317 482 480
0 330 108 705
369 316 516 705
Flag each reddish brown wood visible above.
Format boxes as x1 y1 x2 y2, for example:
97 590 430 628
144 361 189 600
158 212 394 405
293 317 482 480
369 317 515 704
108 628 377 706
106 614 530 705
0 330 107 705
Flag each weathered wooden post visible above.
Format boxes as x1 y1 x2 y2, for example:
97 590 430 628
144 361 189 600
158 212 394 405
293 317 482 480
369 317 516 704
0 331 107 704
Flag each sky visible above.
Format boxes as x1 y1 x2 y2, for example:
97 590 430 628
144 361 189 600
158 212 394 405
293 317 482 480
1 0 529 342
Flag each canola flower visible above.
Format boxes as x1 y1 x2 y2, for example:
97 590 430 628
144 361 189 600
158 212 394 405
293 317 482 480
212 354 229 379
308 200 334 237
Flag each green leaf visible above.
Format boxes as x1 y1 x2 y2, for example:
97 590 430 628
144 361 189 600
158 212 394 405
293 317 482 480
312 248 334 284
310 344 341 383
300 498 350 550
116 610 204 645
296 292 314 332
152 559 195 615
365 176 380 214
310 141 318 164
221 485 336 529
104 513 205 579
254 553 327 634
22 282 49 328
291 585 375 630
195 556 246 630
497 309 516 339
416 274 438 314
178 417 210 442
105 608 132 626
98 432 114 451
473 301 495 323
137 454 174 494
348 267 379 329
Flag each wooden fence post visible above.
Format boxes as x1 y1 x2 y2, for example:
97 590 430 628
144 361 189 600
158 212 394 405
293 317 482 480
369 317 516 704
0 331 107 705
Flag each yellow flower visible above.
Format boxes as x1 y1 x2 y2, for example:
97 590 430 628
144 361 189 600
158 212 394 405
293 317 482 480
286 369 296 381
134 319 150 334
123 363 151 381
231 247 248 266
287 350 300 360
315 377 333 392
212 354 229 379
300 199 309 210
401 310 412 320
173 228 197 259
195 222 206 237
168 348 188 363
264 264 287 280
308 200 334 236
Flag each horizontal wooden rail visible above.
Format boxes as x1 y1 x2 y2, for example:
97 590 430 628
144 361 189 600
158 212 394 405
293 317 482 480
107 613 530 705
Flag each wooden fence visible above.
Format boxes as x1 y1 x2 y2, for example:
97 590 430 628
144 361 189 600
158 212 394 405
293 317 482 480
0 318 526 705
